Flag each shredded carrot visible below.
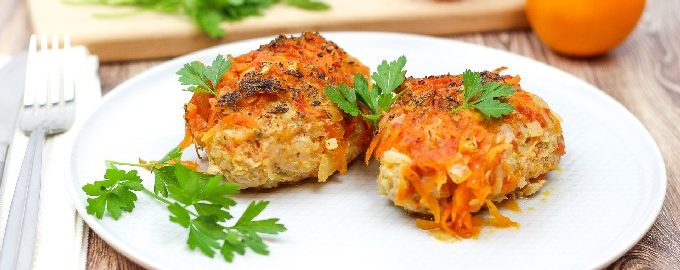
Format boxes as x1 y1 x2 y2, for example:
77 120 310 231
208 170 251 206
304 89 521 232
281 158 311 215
504 75 521 85
485 200 519 228
415 218 440 230
486 144 513 163
137 158 199 171
179 160 200 171
499 198 521 212
221 112 257 129
179 128 193 149
365 128 383 164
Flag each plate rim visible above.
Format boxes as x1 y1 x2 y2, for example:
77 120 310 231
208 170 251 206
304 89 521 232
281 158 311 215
65 31 667 270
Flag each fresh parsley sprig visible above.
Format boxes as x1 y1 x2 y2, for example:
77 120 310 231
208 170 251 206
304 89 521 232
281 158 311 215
324 56 407 126
82 147 286 263
451 69 516 118
177 54 231 96
64 0 329 38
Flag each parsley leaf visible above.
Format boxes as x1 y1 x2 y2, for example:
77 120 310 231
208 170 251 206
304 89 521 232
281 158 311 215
177 62 213 94
188 216 226 257
324 56 407 126
168 203 191 227
82 168 143 219
154 165 176 197
235 201 286 234
235 201 270 226
478 82 515 102
452 69 515 118
220 201 286 261
152 146 183 196
372 56 407 98
82 147 286 263
463 69 483 103
177 54 231 95
166 164 206 205
324 84 361 116
205 54 231 89
473 98 515 118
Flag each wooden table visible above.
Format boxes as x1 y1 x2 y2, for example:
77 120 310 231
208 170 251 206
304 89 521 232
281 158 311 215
2 0 679 268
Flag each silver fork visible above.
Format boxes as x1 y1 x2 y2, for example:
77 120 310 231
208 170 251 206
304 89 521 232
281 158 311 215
0 34 76 270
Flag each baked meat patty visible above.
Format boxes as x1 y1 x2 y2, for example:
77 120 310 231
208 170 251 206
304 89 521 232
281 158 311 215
367 70 565 237
184 33 372 189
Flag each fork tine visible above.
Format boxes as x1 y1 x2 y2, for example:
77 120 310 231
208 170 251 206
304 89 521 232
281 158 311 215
23 35 37 111
47 35 60 110
62 35 74 107
35 34 49 110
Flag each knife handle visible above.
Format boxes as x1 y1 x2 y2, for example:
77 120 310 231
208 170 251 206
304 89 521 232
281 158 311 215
0 129 46 270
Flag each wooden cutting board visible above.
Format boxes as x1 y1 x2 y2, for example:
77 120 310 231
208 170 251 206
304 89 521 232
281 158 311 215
27 0 527 62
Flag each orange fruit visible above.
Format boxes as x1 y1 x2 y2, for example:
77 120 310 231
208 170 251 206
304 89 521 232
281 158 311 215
526 0 645 57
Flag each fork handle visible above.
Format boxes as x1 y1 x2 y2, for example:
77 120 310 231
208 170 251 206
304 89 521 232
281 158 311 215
0 128 46 270
0 161 5 189
0 143 7 188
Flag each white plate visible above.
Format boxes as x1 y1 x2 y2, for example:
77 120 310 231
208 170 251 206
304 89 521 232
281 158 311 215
66 32 666 270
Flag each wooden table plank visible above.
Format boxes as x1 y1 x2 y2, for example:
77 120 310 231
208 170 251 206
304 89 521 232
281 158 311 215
1 0 679 268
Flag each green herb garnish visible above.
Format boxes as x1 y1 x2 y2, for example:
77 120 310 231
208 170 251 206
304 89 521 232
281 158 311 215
64 0 329 38
285 0 329 10
451 69 515 118
324 56 407 126
82 146 286 262
83 169 143 220
177 54 231 95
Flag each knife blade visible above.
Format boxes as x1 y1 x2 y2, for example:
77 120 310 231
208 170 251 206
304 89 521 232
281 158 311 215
0 53 28 187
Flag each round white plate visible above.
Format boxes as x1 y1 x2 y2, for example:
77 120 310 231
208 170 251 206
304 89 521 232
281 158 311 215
67 32 666 270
